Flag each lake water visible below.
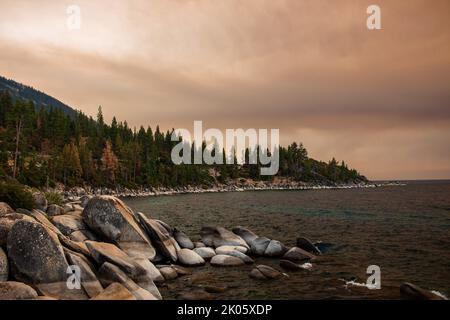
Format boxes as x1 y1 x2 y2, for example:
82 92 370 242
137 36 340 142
124 180 450 299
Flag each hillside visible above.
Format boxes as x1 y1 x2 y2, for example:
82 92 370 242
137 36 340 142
0 75 76 116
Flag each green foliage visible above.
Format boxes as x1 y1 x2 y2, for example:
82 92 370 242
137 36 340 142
0 181 34 210
44 191 63 206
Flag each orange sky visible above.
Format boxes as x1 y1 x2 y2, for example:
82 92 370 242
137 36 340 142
1 0 449 180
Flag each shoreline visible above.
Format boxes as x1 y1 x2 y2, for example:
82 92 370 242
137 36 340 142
62 181 406 201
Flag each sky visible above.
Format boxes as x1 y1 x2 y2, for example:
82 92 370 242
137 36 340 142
0 0 449 180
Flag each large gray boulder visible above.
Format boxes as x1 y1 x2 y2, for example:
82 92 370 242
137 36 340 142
201 226 249 249
137 212 177 262
0 202 14 217
0 213 34 247
7 219 70 284
133 257 164 283
97 262 158 300
176 248 205 266
85 241 146 278
82 196 156 260
0 247 8 281
0 281 38 300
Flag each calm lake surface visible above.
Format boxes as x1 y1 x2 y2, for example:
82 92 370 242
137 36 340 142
124 180 450 299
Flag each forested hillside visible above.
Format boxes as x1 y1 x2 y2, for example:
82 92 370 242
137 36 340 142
0 84 366 189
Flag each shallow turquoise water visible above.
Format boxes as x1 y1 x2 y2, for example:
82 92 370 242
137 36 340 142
124 181 450 299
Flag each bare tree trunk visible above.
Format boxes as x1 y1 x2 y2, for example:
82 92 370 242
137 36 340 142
13 118 22 179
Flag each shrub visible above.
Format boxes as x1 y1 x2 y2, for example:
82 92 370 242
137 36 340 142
0 181 34 210
45 191 63 206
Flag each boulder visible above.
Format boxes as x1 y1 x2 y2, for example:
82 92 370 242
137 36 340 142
219 250 254 264
296 237 321 255
47 204 64 217
91 283 136 300
195 242 206 248
215 245 248 254
264 240 288 257
137 212 177 262
279 259 302 271
282 247 316 262
7 219 69 284
232 226 258 246
63 203 74 213
200 226 249 249
82 196 156 260
193 247 216 260
155 219 174 235
250 265 283 280
158 266 178 280
133 257 164 283
0 247 8 281
0 202 14 216
32 192 48 212
0 213 34 247
65 250 103 298
0 281 38 300
85 241 146 278
177 248 205 266
210 254 245 267
80 195 92 208
51 214 97 242
97 262 158 300
400 282 447 300
173 228 194 249
250 237 271 256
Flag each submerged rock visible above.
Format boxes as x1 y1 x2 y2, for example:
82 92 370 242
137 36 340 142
296 237 321 255
91 283 136 300
220 250 254 264
279 259 302 271
210 254 245 267
173 228 194 249
177 248 205 266
249 265 284 280
282 247 316 262
0 281 38 300
179 288 213 300
215 245 248 254
82 196 156 260
400 282 447 300
193 247 216 260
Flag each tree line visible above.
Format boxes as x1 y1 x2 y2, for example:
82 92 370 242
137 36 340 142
0 90 366 189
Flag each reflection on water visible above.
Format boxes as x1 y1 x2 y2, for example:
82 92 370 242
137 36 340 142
124 181 450 299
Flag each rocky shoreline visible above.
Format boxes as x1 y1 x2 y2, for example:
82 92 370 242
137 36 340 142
59 180 405 200
1 190 444 300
